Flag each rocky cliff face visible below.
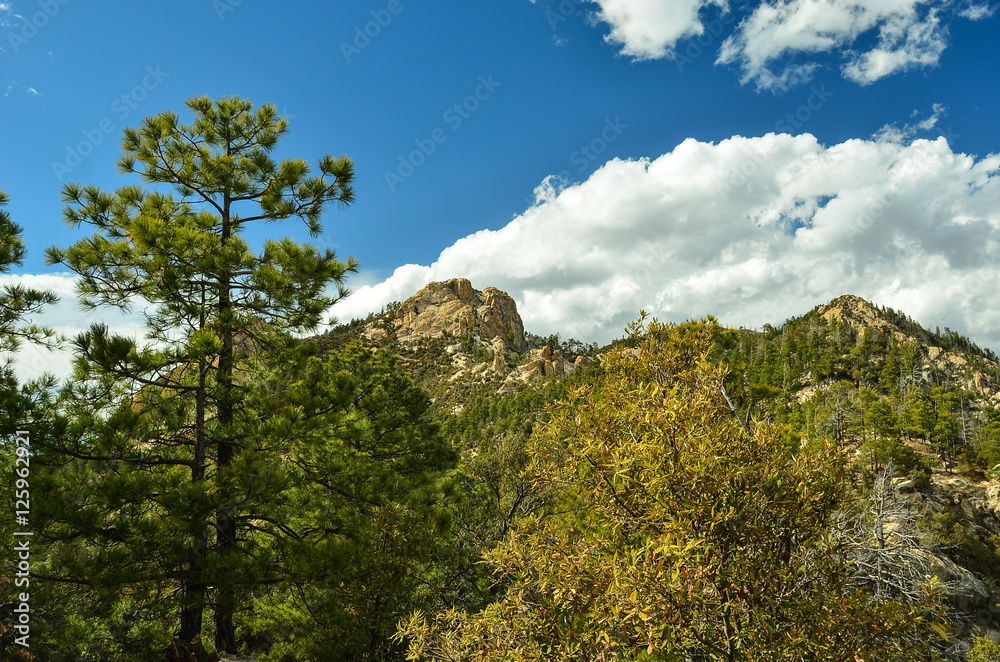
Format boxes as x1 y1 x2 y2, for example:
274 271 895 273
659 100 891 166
394 278 527 353
498 346 590 393
891 473 1000 642
820 294 902 338
378 278 598 398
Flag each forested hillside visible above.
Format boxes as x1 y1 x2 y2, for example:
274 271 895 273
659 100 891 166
318 287 1000 661
724 294 1000 477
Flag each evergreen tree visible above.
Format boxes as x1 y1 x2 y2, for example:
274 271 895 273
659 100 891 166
976 408 1000 472
931 386 963 469
241 344 456 661
42 96 358 654
879 336 902 394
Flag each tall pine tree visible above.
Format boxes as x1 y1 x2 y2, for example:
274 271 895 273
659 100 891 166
44 97 357 654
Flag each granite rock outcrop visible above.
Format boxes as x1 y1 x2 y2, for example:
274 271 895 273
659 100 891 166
394 278 526 353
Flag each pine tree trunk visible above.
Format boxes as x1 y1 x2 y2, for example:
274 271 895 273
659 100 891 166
180 363 210 645
178 591 203 645
214 202 238 654
214 429 237 653
179 529 208 645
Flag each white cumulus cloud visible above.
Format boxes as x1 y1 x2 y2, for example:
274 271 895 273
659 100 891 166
14 132 1000 378
717 0 978 90
334 131 1000 353
578 0 990 90
590 0 728 59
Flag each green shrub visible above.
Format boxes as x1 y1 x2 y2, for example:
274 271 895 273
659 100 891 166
969 637 1000 662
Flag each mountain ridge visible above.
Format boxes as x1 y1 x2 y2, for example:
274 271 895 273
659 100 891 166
322 282 1000 402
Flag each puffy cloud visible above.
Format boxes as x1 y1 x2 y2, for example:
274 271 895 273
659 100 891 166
589 0 728 59
717 0 971 90
581 0 988 90
840 8 947 84
14 132 1000 379
334 132 1000 352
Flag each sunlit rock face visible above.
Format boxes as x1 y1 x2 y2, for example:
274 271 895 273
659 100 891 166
394 278 526 353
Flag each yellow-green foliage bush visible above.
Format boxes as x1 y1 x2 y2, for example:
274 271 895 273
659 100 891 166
398 316 949 661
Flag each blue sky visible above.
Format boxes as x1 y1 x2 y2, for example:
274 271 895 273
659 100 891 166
2 0 1000 377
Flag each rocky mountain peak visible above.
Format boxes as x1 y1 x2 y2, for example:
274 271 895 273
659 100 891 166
393 278 527 353
818 294 894 333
